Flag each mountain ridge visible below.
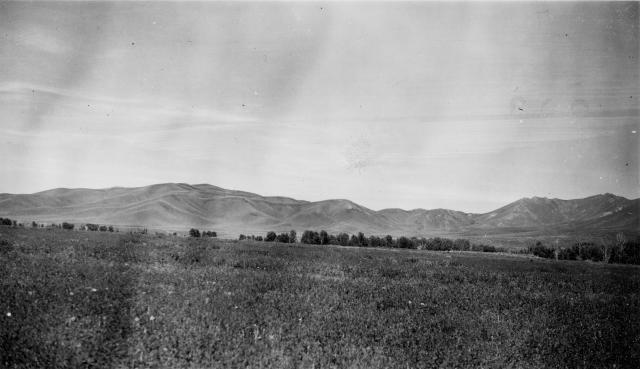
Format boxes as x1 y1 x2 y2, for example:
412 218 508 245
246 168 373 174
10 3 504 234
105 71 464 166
0 183 638 236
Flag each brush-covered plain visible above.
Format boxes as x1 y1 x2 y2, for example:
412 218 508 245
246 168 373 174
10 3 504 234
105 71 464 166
1 227 638 368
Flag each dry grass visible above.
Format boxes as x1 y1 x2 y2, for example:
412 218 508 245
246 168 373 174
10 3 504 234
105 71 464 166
1 227 639 368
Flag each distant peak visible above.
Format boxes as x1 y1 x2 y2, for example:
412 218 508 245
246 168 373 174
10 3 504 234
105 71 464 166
587 193 628 201
317 198 356 205
517 196 548 203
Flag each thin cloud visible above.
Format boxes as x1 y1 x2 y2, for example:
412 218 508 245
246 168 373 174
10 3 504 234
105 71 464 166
0 81 259 133
0 82 143 105
12 26 71 55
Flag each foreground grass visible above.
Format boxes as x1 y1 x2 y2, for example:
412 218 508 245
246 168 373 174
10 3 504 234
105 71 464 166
1 228 639 368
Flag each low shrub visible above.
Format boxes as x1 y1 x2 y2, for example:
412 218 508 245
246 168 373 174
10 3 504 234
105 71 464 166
529 241 555 259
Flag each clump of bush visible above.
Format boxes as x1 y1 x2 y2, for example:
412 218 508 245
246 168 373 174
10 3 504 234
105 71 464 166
470 244 498 252
0 217 16 226
85 224 99 231
529 241 555 259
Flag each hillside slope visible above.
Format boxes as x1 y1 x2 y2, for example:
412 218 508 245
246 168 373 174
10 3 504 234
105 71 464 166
0 184 637 235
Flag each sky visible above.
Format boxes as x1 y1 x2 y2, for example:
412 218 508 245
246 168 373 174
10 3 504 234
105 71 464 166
0 1 638 213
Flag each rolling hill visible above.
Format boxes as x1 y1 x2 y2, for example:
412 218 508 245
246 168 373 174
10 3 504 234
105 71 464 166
0 183 638 236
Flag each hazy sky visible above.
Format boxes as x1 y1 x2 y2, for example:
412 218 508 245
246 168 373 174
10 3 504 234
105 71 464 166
1 1 638 212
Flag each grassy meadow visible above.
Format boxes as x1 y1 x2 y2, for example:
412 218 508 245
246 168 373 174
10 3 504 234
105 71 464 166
1 227 639 368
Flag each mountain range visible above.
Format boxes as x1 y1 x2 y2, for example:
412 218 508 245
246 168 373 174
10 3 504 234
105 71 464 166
0 183 638 237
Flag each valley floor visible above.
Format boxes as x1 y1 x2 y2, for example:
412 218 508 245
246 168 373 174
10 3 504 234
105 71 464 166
1 227 638 368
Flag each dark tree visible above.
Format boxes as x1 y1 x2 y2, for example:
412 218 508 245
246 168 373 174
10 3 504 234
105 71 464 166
300 230 323 245
385 235 394 247
239 234 247 241
397 236 414 249
348 235 359 246
289 230 297 244
416 237 428 249
357 232 367 247
276 233 290 243
189 228 201 238
62 222 74 230
319 230 329 245
453 239 470 251
528 241 555 259
337 233 350 246
300 230 314 244
265 231 277 242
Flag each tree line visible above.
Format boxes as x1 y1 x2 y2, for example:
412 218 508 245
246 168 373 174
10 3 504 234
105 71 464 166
80 224 116 232
0 218 123 233
1 218 57 229
188 228 217 238
234 229 640 265
528 234 640 265
234 229 501 252
4 217 637 265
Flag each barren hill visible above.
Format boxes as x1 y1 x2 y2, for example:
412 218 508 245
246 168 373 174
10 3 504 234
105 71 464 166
0 183 637 236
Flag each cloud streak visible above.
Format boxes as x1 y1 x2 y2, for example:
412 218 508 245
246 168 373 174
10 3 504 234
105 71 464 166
0 81 259 134
11 26 71 55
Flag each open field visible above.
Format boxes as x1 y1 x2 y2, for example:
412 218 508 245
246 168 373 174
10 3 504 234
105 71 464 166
1 227 639 368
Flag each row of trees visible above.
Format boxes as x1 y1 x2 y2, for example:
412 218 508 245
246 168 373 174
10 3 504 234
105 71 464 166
235 229 500 253
4 216 637 265
528 234 640 265
239 230 297 243
295 230 499 252
80 223 116 232
189 229 218 238
235 229 638 265
0 219 125 233
1 218 80 230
